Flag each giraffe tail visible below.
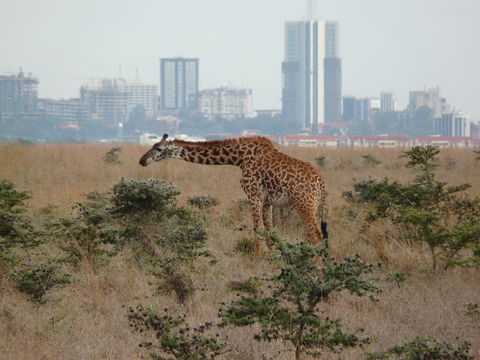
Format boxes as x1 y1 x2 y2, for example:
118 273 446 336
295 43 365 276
318 188 329 242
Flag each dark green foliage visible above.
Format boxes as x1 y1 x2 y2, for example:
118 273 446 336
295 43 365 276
128 306 229 360
111 178 180 216
0 180 39 266
103 147 122 164
187 195 220 210
344 146 480 270
367 336 472 360
463 303 479 317
157 215 208 260
220 235 379 360
10 263 71 304
0 180 31 212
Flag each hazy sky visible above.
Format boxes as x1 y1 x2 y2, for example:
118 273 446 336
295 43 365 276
1 0 479 118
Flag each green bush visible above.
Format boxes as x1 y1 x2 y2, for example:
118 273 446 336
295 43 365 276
10 263 71 304
111 178 180 216
220 235 379 360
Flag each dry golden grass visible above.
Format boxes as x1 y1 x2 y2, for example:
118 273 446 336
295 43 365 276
1 143 479 360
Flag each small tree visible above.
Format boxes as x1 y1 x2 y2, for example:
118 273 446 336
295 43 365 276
103 147 122 164
220 235 379 360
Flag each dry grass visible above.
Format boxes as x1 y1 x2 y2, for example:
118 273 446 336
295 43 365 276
1 143 479 360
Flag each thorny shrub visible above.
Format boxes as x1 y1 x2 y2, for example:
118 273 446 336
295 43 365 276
344 146 480 270
128 305 229 360
10 263 71 304
0 180 39 267
367 336 472 360
47 178 209 302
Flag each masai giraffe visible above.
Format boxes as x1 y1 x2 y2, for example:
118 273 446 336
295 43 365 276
139 134 328 253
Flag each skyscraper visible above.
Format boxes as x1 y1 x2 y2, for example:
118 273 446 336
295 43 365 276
160 58 199 110
282 19 341 129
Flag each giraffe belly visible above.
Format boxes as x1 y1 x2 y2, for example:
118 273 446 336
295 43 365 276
266 191 289 206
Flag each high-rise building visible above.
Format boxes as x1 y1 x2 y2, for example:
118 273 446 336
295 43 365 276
80 79 128 125
324 21 342 123
408 87 442 118
160 58 199 110
282 19 341 128
324 56 342 123
434 112 471 137
198 88 254 121
0 71 38 114
380 92 396 112
120 81 158 116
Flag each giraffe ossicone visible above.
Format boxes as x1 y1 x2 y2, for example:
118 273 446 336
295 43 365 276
139 134 328 254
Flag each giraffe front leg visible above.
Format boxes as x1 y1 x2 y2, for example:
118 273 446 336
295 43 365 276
248 198 264 257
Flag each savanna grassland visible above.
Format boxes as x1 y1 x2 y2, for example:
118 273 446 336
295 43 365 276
0 143 479 360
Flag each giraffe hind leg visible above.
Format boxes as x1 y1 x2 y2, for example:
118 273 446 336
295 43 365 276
295 203 324 244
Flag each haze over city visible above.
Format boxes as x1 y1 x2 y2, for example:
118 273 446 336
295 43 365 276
1 0 479 117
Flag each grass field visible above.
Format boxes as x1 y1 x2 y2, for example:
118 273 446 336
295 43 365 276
0 143 479 360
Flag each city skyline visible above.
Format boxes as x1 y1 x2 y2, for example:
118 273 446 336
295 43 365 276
1 0 479 118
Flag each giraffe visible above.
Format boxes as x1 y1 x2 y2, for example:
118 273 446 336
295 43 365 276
139 134 328 254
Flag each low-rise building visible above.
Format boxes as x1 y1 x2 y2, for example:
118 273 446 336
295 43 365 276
348 135 410 148
280 135 345 147
39 98 90 124
413 136 471 148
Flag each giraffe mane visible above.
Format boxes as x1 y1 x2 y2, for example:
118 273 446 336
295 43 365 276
172 136 275 148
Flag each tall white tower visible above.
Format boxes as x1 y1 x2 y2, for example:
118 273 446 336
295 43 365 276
283 20 326 128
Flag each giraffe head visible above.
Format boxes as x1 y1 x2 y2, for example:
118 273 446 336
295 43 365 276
139 134 182 166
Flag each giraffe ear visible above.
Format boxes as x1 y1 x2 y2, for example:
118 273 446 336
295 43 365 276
159 134 169 145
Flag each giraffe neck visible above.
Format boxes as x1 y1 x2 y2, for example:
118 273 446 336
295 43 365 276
173 140 245 166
